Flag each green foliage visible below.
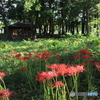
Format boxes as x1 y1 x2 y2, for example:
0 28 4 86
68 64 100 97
24 2 33 11
0 36 100 100
35 4 42 11
24 0 41 12
0 41 9 49
0 21 4 28
89 18 100 27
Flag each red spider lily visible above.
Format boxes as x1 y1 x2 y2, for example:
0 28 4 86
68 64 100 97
47 64 68 71
35 51 51 61
72 55 79 59
14 53 21 57
73 49 92 60
72 53 81 59
72 52 81 59
47 64 59 70
54 54 61 57
0 72 6 79
79 49 92 55
47 64 69 76
51 81 65 87
47 63 85 76
15 57 23 59
65 66 78 76
93 62 100 71
53 54 63 59
75 64 86 73
82 55 91 59
36 71 58 82
16 57 31 61
0 89 12 99
65 64 86 76
41 51 51 60
19 67 27 71
35 53 42 58
81 63 86 66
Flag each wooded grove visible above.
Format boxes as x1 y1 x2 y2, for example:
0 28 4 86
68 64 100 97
0 0 100 39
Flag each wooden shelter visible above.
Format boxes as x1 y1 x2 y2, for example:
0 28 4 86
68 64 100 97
8 22 32 39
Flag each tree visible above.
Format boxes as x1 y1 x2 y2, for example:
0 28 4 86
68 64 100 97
24 0 41 39
0 0 9 39
1 0 100 39
89 2 100 36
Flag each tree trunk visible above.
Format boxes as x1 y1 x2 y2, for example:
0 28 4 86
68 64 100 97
2 12 9 39
76 22 79 34
71 21 75 35
30 16 37 40
61 20 65 35
86 8 90 35
82 10 85 35
65 22 68 33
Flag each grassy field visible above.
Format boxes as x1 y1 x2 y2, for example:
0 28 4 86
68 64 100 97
0 36 100 100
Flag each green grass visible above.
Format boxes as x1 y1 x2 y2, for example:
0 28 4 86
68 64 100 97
0 36 100 100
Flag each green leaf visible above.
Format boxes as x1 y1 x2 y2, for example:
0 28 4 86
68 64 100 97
35 4 42 11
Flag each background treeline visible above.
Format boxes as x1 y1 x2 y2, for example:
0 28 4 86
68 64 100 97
0 0 100 39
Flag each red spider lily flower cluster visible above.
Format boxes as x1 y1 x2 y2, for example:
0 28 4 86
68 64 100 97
0 72 6 79
72 49 92 61
35 51 51 61
82 55 91 59
36 63 86 82
47 64 68 70
53 54 63 59
51 81 65 87
12 53 31 61
93 62 100 71
19 67 27 71
79 49 92 55
14 53 21 58
47 64 69 76
65 64 86 76
36 71 58 82
72 53 81 59
0 89 12 99
16 57 31 61
49 63 85 76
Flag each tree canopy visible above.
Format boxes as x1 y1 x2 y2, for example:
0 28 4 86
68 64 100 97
0 0 100 39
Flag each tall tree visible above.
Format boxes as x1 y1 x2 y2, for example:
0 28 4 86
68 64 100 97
24 0 41 39
2 0 100 38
